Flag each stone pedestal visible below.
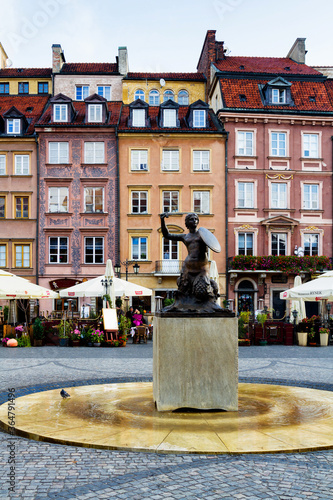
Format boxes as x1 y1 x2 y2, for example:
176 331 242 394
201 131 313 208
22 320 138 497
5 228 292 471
153 315 238 411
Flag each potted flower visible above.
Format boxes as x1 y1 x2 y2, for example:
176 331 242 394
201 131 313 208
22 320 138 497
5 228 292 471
15 325 24 338
33 318 44 346
58 319 71 346
308 327 316 346
298 318 308 347
118 315 131 347
71 328 81 347
319 327 329 347
91 329 104 346
2 337 9 347
256 313 268 345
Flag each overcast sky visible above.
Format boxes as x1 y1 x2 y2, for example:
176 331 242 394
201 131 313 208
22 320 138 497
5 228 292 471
1 0 332 72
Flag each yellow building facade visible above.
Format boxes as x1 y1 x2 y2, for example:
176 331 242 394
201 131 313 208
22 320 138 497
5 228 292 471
122 73 206 105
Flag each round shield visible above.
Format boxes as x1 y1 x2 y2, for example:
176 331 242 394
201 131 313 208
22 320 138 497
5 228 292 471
198 227 221 253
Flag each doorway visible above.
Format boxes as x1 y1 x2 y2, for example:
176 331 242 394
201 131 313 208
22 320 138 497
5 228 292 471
272 290 286 320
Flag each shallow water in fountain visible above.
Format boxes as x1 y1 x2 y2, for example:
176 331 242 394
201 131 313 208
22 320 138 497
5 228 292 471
1 382 333 454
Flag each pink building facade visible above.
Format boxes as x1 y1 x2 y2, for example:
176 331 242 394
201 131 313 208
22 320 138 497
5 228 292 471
198 31 333 318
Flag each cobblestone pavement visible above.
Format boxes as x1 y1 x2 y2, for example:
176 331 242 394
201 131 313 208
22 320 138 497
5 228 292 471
0 344 333 499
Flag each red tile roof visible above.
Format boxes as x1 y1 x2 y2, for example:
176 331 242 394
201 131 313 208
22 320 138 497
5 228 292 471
118 105 219 132
0 95 49 134
60 63 119 75
125 72 206 81
36 101 122 126
219 78 333 112
0 68 51 78
214 56 322 76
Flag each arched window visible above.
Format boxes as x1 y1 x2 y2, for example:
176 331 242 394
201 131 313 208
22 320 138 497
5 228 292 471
149 90 160 106
163 90 174 102
134 89 145 101
178 90 189 105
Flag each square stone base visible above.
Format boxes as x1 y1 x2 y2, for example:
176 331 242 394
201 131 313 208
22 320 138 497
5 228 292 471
153 316 238 411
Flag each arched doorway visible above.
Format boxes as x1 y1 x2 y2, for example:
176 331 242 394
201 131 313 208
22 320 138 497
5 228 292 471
236 279 256 316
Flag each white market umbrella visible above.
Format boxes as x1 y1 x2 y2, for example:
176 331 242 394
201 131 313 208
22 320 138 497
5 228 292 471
60 273 152 299
0 269 59 299
280 271 333 302
290 275 306 323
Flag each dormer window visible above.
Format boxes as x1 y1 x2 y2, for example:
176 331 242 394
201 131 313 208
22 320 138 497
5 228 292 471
128 99 149 128
133 109 145 127
193 110 206 128
54 104 68 122
272 88 286 104
88 104 102 123
260 77 293 106
7 119 21 134
163 109 176 127
159 100 179 128
186 100 209 129
50 94 74 123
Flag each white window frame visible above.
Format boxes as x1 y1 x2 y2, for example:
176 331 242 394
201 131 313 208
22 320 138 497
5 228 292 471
0 155 6 175
131 191 148 214
88 104 102 123
84 187 104 213
163 90 174 102
49 142 69 164
178 90 189 105
304 233 319 256
76 85 89 101
303 184 319 210
84 142 105 164
132 109 145 127
303 133 319 158
14 155 29 175
272 88 286 104
237 131 254 156
7 119 21 134
149 90 159 106
131 236 148 260
84 237 104 264
193 150 210 171
162 150 179 171
271 132 287 157
162 191 179 213
271 232 287 256
134 89 145 101
49 187 69 213
193 191 210 214
53 104 68 122
238 182 254 208
193 110 206 128
238 232 254 256
97 86 111 100
271 183 287 209
49 236 68 264
163 109 176 127
131 149 148 171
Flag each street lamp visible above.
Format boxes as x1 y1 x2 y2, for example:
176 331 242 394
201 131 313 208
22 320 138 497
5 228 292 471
292 309 298 345
101 277 113 295
114 260 140 281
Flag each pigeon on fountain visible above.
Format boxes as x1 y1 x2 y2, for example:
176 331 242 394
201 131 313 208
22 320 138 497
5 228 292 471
60 389 70 399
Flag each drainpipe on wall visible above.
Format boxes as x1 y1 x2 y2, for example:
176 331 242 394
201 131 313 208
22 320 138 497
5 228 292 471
35 134 39 285
225 130 229 301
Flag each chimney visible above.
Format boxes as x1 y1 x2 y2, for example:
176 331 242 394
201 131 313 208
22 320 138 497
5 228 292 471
118 46 128 76
287 38 307 64
52 44 65 73
215 41 225 61
0 42 8 69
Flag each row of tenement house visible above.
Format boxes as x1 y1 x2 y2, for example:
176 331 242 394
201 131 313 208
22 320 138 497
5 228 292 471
0 31 333 319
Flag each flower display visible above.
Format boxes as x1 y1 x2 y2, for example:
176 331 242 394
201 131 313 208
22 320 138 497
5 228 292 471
229 255 331 274
91 329 104 343
319 327 329 335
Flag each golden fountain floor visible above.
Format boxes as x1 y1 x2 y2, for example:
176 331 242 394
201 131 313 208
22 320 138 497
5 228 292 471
1 382 333 454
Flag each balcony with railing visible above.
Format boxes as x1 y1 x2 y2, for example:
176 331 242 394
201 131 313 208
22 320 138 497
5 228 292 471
155 260 184 275
228 255 333 274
